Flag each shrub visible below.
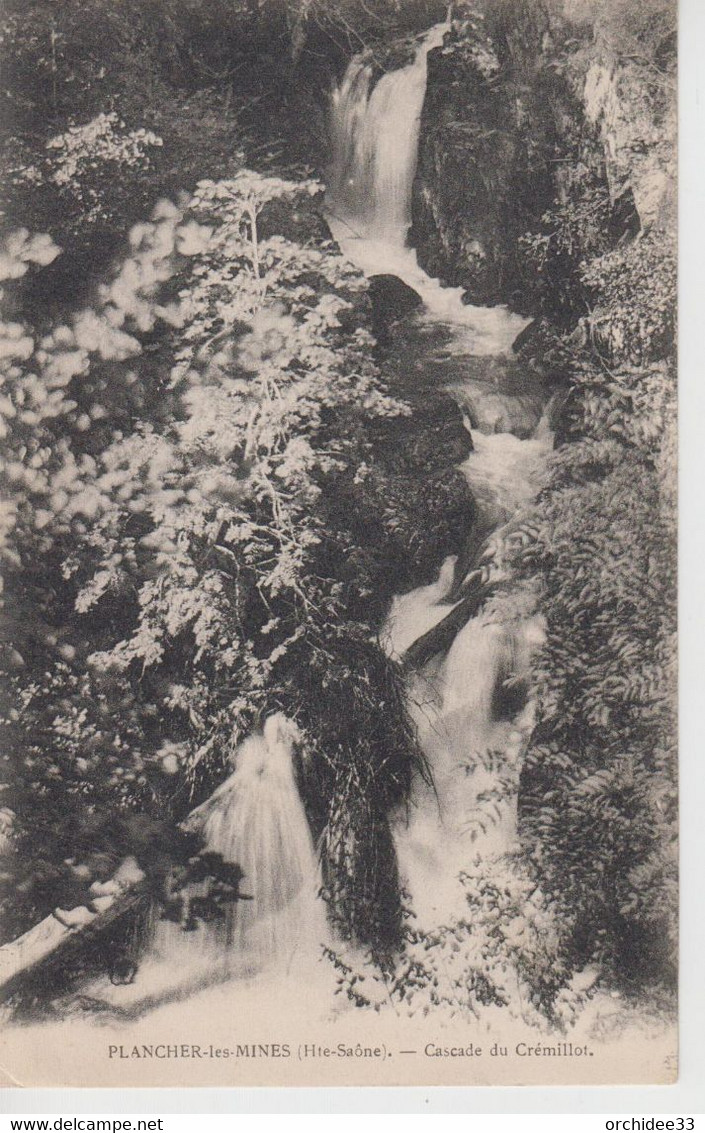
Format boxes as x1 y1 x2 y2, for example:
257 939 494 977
511 348 676 991
581 235 676 364
518 163 614 322
0 170 443 951
325 856 586 1026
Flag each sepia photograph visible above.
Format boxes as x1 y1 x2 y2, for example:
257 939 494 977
0 0 677 1089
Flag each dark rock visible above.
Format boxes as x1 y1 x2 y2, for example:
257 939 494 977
410 15 582 309
257 193 331 245
511 317 543 355
511 316 574 383
368 273 423 336
511 316 569 359
608 187 641 242
372 389 472 473
368 33 424 77
319 383 476 619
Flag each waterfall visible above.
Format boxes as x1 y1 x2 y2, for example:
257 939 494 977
327 24 447 246
55 21 556 1026
142 21 548 990
328 27 553 930
189 714 320 969
385 417 552 924
155 713 322 978
89 714 329 1011
326 23 527 355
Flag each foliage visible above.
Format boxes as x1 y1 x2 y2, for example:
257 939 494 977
516 449 677 986
325 858 587 1027
517 163 614 320
511 287 676 994
0 167 449 951
0 4 289 309
0 1 172 127
5 811 248 945
511 0 677 992
562 0 676 70
9 114 163 231
581 235 676 364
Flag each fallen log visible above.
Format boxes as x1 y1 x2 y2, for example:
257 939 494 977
399 505 535 670
0 880 150 1004
401 575 494 669
0 843 251 1006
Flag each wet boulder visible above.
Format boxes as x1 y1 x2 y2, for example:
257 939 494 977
368 273 423 336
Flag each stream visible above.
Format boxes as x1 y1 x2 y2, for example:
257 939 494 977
328 23 552 930
26 21 556 1024
0 14 679 1086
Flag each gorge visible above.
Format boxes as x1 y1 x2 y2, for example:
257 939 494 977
0 0 677 1077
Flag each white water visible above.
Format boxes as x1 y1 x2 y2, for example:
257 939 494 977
79 714 328 1015
384 415 552 923
178 713 322 971
7 26 674 1070
328 24 447 247
327 24 553 930
326 22 527 356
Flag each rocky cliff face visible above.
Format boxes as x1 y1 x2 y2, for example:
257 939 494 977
582 57 676 236
410 3 675 311
410 8 577 308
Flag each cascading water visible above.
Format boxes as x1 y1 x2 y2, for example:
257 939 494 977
79 23 550 1021
180 713 321 972
328 26 553 929
73 716 330 1019
328 23 447 248
385 412 552 924
327 23 527 355
99 713 325 1010
75 25 552 1022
